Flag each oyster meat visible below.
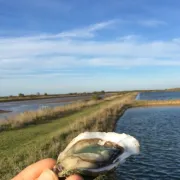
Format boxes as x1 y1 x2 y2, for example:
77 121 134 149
54 132 140 178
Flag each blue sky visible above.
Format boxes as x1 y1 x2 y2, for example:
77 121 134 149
1 0 180 96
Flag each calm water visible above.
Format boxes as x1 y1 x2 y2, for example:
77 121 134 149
115 107 180 180
137 92 180 100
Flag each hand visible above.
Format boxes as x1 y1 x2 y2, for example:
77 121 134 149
12 158 83 180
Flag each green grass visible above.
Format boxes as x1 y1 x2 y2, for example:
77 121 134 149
0 104 103 179
0 103 104 157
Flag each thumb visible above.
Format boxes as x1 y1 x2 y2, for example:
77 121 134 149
37 169 58 180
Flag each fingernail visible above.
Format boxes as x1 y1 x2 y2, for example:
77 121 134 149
38 169 58 180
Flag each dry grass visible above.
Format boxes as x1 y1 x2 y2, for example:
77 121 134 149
132 100 180 107
0 99 104 131
0 93 136 180
0 94 128 131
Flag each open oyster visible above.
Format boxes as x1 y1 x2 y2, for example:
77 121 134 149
54 132 140 178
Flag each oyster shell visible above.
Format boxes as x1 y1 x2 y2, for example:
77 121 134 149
54 132 140 178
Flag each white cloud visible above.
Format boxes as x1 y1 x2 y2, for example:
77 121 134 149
1 37 180 60
0 56 85 70
88 58 180 67
172 38 180 43
1 72 89 79
54 21 114 38
50 20 117 39
0 20 116 41
1 19 180 81
118 35 140 42
138 20 167 27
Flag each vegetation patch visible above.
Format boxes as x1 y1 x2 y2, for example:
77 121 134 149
131 100 180 107
0 110 11 114
0 99 103 131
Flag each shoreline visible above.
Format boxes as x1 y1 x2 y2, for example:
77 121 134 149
131 100 180 107
0 93 110 103
112 99 180 130
0 110 11 114
0 94 92 103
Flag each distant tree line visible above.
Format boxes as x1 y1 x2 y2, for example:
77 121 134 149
17 92 48 97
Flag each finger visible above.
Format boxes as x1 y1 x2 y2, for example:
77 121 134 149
12 158 56 180
37 169 58 180
66 174 84 180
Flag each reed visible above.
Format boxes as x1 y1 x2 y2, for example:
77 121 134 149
0 99 103 131
131 99 180 107
0 94 128 131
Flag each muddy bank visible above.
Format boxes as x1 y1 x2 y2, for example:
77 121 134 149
0 110 11 114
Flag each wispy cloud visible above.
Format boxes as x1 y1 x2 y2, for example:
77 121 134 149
1 35 180 59
118 35 140 42
0 19 180 81
55 20 116 38
138 20 167 27
1 36 180 77
1 20 116 40
1 72 90 79
89 58 180 67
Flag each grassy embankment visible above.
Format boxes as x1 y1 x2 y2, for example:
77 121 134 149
0 99 103 131
0 94 121 131
0 93 136 180
131 99 180 107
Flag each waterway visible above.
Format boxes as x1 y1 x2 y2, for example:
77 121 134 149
137 91 180 100
115 106 180 179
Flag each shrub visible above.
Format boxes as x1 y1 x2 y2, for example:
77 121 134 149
91 94 102 100
18 93 25 97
